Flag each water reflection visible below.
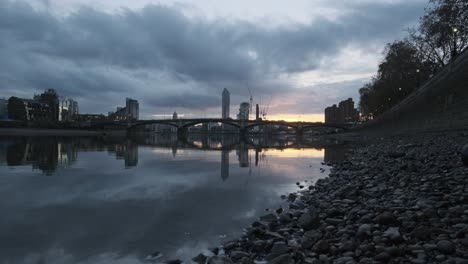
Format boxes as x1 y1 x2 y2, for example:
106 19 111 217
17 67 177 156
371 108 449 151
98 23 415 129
0 137 140 175
0 134 348 264
0 135 347 179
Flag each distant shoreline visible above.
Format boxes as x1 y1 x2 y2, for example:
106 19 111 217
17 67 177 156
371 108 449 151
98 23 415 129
0 128 126 137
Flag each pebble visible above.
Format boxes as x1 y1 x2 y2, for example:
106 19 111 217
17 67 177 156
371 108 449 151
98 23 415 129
192 133 468 263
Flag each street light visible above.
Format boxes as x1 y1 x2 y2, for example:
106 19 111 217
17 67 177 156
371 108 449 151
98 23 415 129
452 27 458 58
416 69 420 88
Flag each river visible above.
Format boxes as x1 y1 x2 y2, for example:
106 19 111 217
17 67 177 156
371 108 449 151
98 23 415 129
0 134 347 264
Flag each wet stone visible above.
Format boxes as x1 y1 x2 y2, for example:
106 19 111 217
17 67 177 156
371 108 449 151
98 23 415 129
436 240 455 254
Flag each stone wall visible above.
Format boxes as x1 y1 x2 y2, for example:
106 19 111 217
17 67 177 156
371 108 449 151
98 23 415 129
358 48 468 134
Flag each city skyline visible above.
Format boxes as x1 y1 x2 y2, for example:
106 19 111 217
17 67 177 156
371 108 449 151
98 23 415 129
0 0 427 121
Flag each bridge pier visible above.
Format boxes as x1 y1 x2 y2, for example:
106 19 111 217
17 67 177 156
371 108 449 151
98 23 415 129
177 127 188 140
296 128 304 138
239 128 248 139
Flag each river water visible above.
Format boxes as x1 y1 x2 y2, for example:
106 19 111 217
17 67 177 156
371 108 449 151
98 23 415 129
0 134 346 264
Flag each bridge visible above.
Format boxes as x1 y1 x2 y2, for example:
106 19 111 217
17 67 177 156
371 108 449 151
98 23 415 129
126 118 350 139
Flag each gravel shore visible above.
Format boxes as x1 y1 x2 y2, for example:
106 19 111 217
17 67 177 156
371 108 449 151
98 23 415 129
194 132 468 264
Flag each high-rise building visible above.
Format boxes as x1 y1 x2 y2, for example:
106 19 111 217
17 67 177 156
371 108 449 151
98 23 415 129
222 88 230 119
324 98 359 123
59 98 79 121
172 111 178 120
126 98 139 120
237 102 250 120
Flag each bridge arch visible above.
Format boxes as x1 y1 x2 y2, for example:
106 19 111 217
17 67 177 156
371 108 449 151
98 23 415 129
180 120 240 129
128 120 179 130
245 121 298 130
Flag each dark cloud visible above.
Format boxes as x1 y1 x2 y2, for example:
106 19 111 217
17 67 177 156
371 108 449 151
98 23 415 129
0 0 426 116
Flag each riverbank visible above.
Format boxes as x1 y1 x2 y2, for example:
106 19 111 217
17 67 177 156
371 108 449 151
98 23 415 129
195 132 468 264
0 128 126 136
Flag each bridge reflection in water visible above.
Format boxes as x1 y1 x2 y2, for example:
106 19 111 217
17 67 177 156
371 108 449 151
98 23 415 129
0 134 349 179
134 133 350 181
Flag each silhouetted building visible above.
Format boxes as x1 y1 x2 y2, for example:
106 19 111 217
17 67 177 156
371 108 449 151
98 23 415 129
325 98 359 123
0 99 7 120
35 89 59 121
126 98 139 120
173 111 178 120
59 98 79 121
75 114 107 122
237 102 250 120
222 88 230 119
108 98 139 121
325 104 338 123
7 97 52 121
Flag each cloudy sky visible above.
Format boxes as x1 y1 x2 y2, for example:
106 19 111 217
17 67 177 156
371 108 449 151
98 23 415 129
0 0 427 121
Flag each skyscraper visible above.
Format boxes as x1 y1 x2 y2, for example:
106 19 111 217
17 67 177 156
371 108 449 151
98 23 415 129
126 98 139 120
237 102 250 120
222 88 230 119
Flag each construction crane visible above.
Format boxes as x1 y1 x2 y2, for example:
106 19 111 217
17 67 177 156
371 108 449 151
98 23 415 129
261 96 272 120
245 82 253 114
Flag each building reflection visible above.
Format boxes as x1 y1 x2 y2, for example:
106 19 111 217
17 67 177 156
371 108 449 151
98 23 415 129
0 137 139 175
221 148 229 181
0 134 348 177
324 146 347 163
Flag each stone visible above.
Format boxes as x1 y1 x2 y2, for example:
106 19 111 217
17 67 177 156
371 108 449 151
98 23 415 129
383 227 402 242
312 240 329 254
462 144 468 167
357 224 372 238
374 252 390 262
376 212 397 225
298 209 320 230
192 254 208 263
436 240 455 254
166 260 182 264
229 251 249 261
269 254 294 264
207 256 234 264
259 213 277 222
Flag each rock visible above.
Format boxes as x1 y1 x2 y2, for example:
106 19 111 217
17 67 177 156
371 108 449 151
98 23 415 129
259 213 277 222
312 240 329 254
229 251 249 262
275 208 284 215
374 252 390 262
376 212 397 225
207 256 234 264
436 240 455 254
269 254 294 264
224 241 239 251
279 213 292 224
192 253 208 264
388 151 405 158
166 260 182 264
357 224 372 238
462 144 468 167
146 251 163 260
335 256 355 263
383 227 402 242
298 209 320 230
271 242 290 255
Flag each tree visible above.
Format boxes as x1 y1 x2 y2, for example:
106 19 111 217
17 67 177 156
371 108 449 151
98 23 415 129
409 0 468 67
358 40 431 118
